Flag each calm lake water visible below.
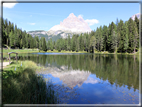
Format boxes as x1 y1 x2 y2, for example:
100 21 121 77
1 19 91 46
18 53 140 104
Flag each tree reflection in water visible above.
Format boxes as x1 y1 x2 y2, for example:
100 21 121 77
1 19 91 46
17 53 139 92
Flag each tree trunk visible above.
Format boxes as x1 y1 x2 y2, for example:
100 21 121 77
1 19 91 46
134 47 136 53
7 38 8 46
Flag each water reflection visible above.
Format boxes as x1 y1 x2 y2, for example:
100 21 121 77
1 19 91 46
50 69 90 89
17 53 139 91
15 53 140 104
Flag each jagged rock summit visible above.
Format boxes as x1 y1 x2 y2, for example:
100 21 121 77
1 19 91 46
27 13 92 41
131 13 140 20
48 13 92 33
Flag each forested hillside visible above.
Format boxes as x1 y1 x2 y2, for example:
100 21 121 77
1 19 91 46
2 18 47 51
46 17 139 53
2 16 139 53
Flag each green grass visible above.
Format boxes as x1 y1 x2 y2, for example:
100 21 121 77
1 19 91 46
2 48 44 58
94 50 139 55
3 48 40 54
2 48 140 56
2 61 59 104
46 49 87 53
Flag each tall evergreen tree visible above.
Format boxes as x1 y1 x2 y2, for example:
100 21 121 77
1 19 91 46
50 38 53 51
76 37 80 52
128 18 134 52
124 22 129 52
42 37 47 51
67 35 71 51
133 21 139 53
102 25 108 51
111 29 118 53
90 36 96 53
118 20 125 52
9 31 14 48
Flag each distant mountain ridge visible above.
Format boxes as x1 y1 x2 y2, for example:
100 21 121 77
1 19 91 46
28 13 140 42
27 13 92 41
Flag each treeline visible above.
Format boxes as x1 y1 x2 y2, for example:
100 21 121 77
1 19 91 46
2 16 140 53
2 18 47 51
47 17 139 53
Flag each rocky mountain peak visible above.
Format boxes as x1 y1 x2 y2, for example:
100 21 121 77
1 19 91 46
68 13 76 18
48 13 92 33
131 13 140 20
78 15 84 22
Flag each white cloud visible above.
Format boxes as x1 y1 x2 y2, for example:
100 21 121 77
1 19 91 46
85 19 99 26
28 23 36 25
3 3 17 8
2 0 17 8
84 77 99 84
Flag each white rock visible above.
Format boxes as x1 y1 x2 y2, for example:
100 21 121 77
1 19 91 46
48 13 92 33
131 13 140 20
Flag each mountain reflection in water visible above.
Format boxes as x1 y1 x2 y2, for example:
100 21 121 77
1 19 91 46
17 53 140 104
45 68 91 89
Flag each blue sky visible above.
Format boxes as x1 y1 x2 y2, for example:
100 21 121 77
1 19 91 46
3 2 139 32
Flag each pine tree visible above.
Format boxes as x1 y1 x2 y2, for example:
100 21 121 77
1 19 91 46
42 37 47 51
67 35 71 51
9 31 14 48
133 22 139 53
134 15 139 33
90 36 96 53
111 29 118 53
118 20 125 52
128 18 134 52
71 35 76 51
95 27 99 51
50 38 53 51
47 41 50 50
64 39 67 51
99 26 104 51
39 38 42 50
124 22 129 52
102 25 108 51
79 34 84 51
76 37 80 52
4 19 9 46
30 38 34 49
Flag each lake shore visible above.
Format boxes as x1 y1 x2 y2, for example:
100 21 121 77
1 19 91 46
2 48 139 56
44 50 140 55
2 60 58 104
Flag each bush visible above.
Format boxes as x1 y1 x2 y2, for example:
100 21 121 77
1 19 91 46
2 61 58 104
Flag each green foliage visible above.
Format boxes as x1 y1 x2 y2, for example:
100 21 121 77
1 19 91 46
2 17 140 53
124 22 129 52
2 61 58 104
111 29 118 53
1 18 45 50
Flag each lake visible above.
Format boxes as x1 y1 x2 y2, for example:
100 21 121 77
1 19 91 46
17 53 140 104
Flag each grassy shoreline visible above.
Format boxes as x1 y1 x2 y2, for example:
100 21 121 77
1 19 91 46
41 49 140 55
2 61 59 104
3 49 40 54
2 48 140 55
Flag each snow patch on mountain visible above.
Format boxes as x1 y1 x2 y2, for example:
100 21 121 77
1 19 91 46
131 13 140 20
